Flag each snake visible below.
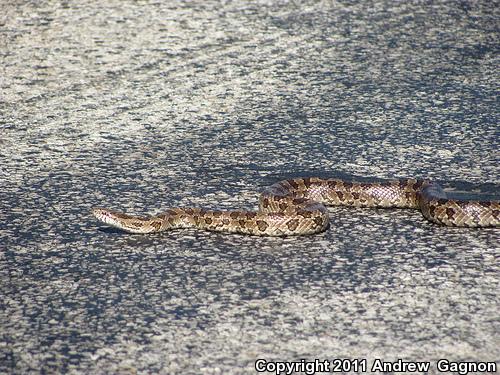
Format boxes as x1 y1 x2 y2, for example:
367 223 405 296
92 178 499 236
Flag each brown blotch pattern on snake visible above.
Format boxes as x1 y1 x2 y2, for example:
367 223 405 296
92 177 500 236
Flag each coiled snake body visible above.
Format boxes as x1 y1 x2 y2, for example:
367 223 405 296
92 178 499 236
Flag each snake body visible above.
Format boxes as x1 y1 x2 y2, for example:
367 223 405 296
92 178 499 236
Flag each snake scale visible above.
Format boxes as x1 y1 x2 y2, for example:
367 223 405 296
92 178 499 236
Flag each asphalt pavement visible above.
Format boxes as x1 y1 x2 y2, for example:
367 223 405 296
1 1 498 374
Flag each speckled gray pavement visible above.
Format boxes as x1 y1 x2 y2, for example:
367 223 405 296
1 1 499 374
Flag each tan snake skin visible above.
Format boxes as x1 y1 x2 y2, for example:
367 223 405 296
92 178 499 236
